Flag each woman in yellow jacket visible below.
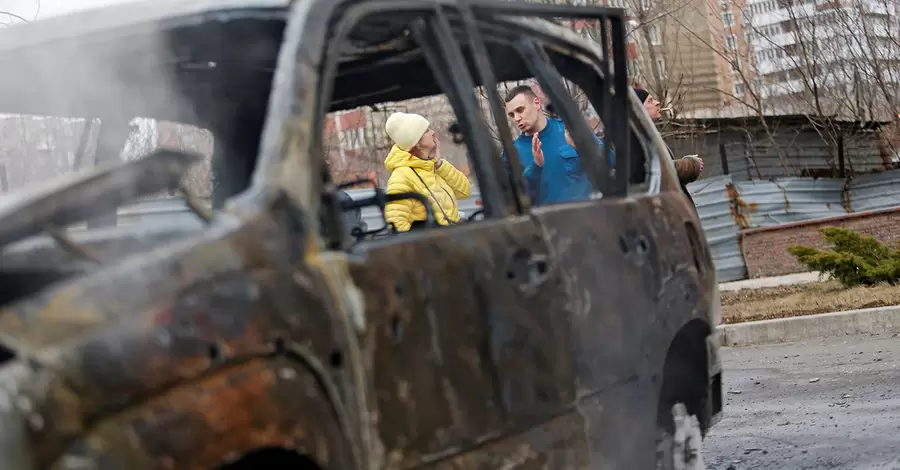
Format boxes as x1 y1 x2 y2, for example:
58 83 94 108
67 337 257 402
383 112 471 232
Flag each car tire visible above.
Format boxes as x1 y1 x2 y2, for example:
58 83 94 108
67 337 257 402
655 403 705 470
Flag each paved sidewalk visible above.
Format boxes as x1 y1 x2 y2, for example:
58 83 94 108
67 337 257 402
719 271 826 291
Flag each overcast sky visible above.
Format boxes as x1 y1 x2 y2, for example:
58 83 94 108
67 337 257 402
2 0 140 23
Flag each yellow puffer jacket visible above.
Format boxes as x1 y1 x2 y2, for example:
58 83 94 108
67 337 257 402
384 145 471 232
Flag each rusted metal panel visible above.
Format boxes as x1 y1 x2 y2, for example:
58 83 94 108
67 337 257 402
0 210 371 470
347 215 579 467
0 190 714 469
687 175 746 282
848 169 900 212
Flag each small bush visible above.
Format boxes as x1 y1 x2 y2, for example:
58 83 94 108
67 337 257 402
787 227 900 287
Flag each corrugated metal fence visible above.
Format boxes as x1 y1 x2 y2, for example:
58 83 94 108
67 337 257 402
848 171 900 212
689 175 746 282
687 169 900 282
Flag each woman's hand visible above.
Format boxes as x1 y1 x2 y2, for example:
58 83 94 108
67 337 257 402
433 134 441 161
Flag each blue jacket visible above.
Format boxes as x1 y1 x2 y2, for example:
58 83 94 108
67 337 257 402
502 118 612 206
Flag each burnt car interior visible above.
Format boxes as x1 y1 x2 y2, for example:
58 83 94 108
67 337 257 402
318 3 635 249
0 4 288 317
0 1 640 322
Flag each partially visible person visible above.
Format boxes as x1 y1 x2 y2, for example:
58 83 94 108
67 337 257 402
503 85 609 206
382 112 471 232
631 87 704 203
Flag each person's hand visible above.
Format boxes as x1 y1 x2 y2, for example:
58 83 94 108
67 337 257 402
532 134 544 167
433 134 441 160
686 154 704 173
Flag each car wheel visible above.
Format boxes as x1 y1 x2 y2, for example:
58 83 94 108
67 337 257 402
656 403 705 470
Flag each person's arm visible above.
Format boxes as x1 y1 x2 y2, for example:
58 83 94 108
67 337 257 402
501 148 541 203
434 159 471 199
523 162 542 202
384 169 416 232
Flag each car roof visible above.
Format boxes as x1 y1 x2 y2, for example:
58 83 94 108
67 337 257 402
0 0 290 51
0 0 607 126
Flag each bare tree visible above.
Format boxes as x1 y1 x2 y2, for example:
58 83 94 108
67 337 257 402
1 0 39 27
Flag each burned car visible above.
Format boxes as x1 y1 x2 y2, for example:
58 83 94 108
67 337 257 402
0 0 722 469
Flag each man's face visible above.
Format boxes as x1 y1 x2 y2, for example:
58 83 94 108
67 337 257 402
505 93 542 134
643 94 662 121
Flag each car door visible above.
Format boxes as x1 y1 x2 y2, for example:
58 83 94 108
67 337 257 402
490 9 720 469
316 4 579 468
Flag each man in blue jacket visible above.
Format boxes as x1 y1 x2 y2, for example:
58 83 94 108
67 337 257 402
502 85 607 206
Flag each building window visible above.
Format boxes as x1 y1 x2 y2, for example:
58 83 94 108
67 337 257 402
731 59 744 73
641 0 651 10
648 25 662 45
726 34 738 51
734 82 745 96
655 58 667 78
723 12 735 26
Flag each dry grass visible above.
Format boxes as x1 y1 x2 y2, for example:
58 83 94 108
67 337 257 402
722 280 900 324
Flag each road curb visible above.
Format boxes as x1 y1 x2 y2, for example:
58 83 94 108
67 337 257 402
716 305 900 347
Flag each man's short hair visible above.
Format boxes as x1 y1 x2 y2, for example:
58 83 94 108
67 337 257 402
505 85 537 103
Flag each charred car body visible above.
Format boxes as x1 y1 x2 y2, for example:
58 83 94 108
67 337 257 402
0 0 722 469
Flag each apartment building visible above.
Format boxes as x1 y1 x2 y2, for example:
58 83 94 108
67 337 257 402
628 0 756 113
744 0 900 115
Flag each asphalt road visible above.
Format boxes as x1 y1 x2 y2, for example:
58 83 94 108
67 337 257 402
705 333 900 470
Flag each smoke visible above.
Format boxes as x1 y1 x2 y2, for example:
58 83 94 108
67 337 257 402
0 0 212 199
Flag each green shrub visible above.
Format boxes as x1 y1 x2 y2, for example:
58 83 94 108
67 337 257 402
787 227 900 287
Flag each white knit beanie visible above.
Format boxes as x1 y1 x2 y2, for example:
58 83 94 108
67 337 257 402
385 112 430 151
